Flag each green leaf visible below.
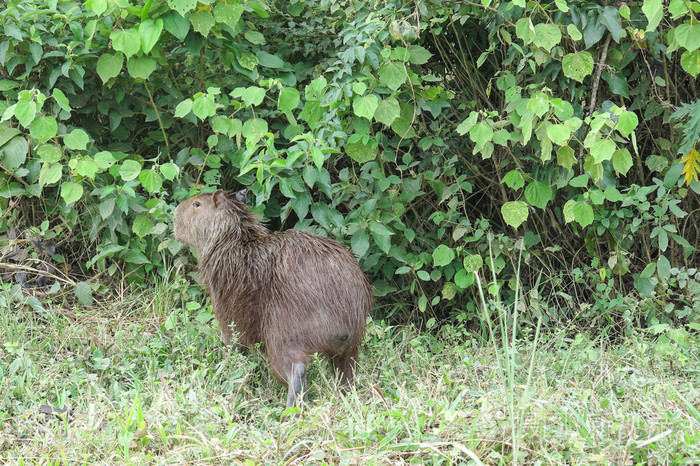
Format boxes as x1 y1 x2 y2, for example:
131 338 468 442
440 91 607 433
0 127 21 148
126 56 157 79
350 230 370 257
242 119 268 143
604 187 624 202
244 31 266 44
378 61 406 91
642 0 663 32
39 163 62 186
374 97 400 126
139 169 162 193
533 23 561 51
599 6 622 42
94 151 115 170
213 3 244 30
353 95 379 120
256 51 285 68
64 129 89 150
240 86 265 107
617 111 638 137
501 201 529 229
567 24 582 41
96 52 124 83
503 170 525 190
590 138 616 163
61 181 83 205
612 148 633 175
469 122 494 146
432 244 455 267
557 145 576 171
546 124 571 146
14 100 36 127
119 159 142 181
408 45 432 64
454 269 474 288
74 282 93 306
602 71 629 98
680 50 700 78
37 144 62 163
524 181 553 210
346 139 377 163
168 0 197 16
133 215 154 238
278 87 300 113
139 19 163 53
29 116 57 143
657 255 671 281
76 159 98 178
515 17 534 44
572 201 594 227
562 51 594 83
238 53 259 70
456 111 478 135
527 92 549 118
163 11 190 40
463 254 483 273
192 94 216 120
675 23 700 51
190 10 215 36
1 136 27 170
174 98 193 118
111 28 141 57
569 174 589 187
52 89 71 113
160 162 179 181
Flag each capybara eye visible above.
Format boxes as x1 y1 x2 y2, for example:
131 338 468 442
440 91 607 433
193 201 201 208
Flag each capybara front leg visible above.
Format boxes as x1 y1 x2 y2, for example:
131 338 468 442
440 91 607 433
286 362 306 408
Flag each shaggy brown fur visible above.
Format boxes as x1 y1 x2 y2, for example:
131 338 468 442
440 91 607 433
173 190 372 407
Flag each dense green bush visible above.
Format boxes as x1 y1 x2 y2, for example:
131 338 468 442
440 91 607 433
1 0 698 330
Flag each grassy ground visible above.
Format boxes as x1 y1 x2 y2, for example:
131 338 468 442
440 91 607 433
1 283 699 465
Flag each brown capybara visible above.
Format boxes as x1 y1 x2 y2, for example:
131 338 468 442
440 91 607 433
173 189 372 407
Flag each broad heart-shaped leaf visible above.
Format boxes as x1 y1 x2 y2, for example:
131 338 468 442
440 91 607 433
503 170 525 190
524 180 553 210
238 53 259 70
408 45 432 64
557 145 576 170
533 23 561 51
602 71 629 98
469 121 493 146
681 50 700 78
39 162 62 186
599 6 622 42
463 254 483 273
353 95 379 120
14 100 36 127
214 3 244 30
256 51 285 68
546 123 571 146
37 143 62 163
174 98 193 118
139 19 163 54
642 0 663 32
76 158 98 178
242 118 268 143
163 10 190 41
29 116 57 143
1 136 27 170
60 181 83 205
74 282 93 306
159 162 179 181
432 244 455 267
527 92 549 118
133 215 154 238
675 23 700 51
139 169 162 193
110 28 140 57
167 0 197 16
590 138 616 163
192 94 216 120
119 159 142 181
240 86 265 107
278 87 300 113
64 129 89 150
126 56 156 80
612 148 633 175
617 110 638 137
378 61 406 91
96 52 124 83
501 201 529 229
572 201 594 227
345 139 377 163
190 10 215 37
562 51 594 82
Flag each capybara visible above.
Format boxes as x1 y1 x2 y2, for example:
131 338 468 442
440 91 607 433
173 189 372 407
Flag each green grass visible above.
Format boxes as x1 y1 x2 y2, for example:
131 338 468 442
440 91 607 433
1 282 699 464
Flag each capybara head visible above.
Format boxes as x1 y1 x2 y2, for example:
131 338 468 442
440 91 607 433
173 189 258 254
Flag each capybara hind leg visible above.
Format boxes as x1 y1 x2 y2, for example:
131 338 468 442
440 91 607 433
285 362 306 408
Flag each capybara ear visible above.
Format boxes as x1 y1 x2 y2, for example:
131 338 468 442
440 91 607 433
212 190 227 208
235 189 248 203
